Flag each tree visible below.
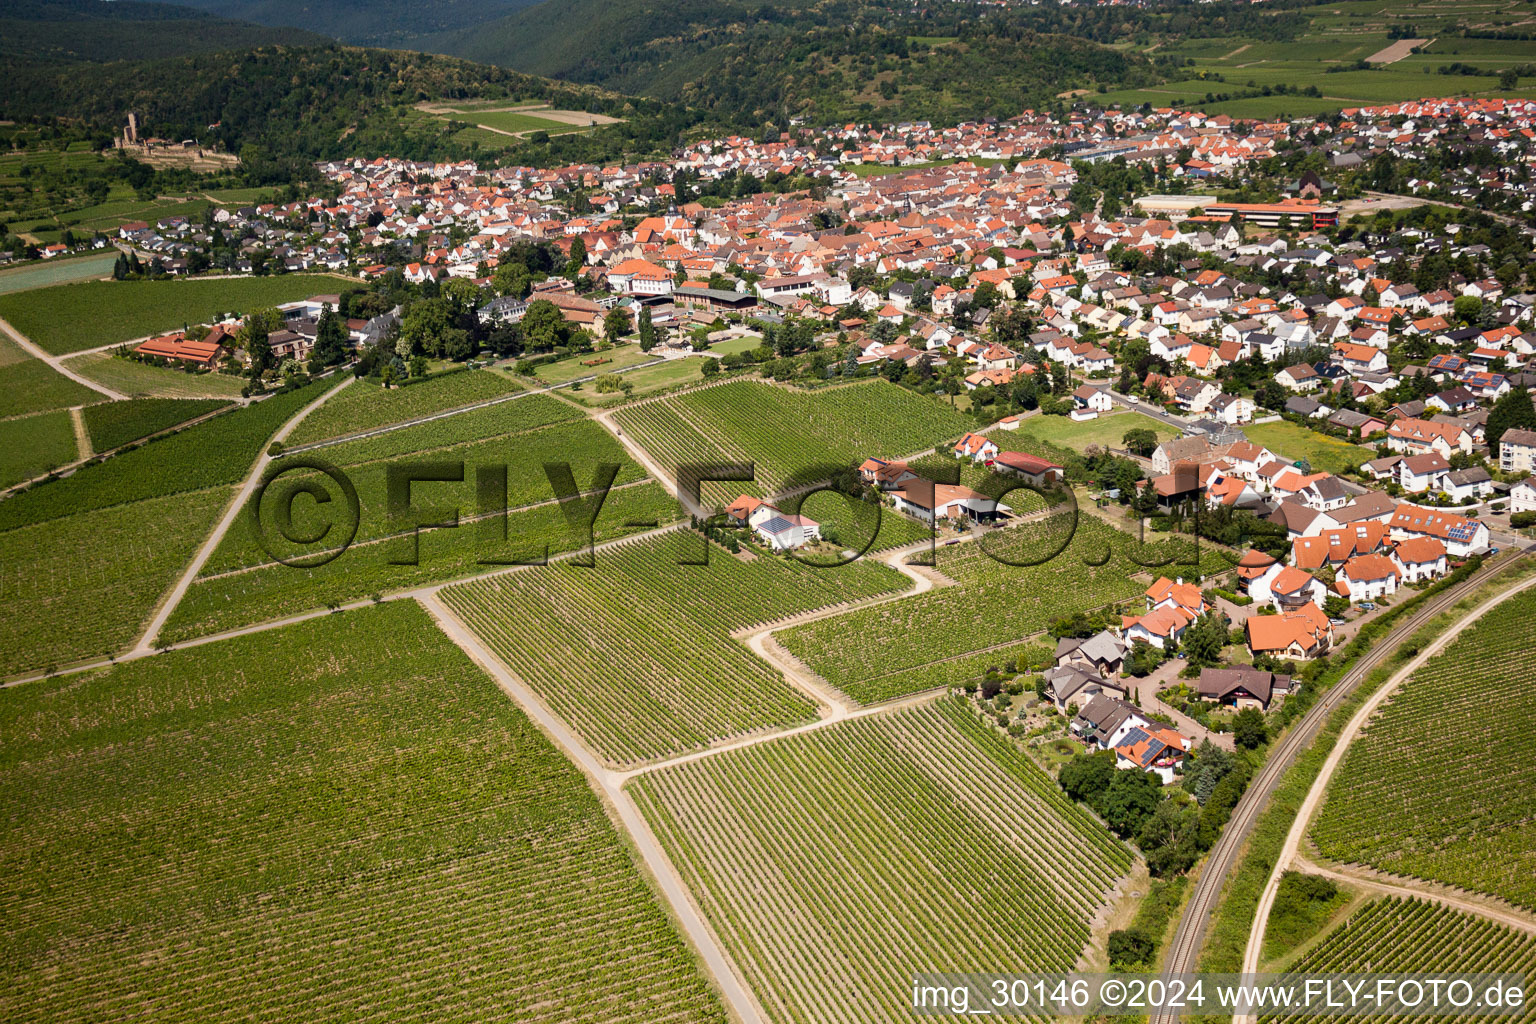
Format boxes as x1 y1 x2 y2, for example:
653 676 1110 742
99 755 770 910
638 305 657 352
1486 387 1536 451
521 299 570 351
397 297 467 360
603 305 633 339
1233 707 1268 750
1101 769 1164 838
1134 480 1161 516
1183 612 1227 669
310 303 350 369
700 358 720 378
238 308 283 379
1122 427 1158 457
566 236 587 275
1058 750 1116 807
1136 799 1202 875
1453 295 1483 325
1108 928 1156 968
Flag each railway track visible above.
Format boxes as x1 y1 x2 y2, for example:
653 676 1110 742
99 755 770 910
1150 552 1527 1023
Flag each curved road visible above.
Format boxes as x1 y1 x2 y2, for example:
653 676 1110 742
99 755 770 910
1242 568 1536 977
1150 554 1523 1024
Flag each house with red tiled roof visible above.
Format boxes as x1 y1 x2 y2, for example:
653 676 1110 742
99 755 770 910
135 331 229 367
952 432 999 463
1246 603 1333 660
1248 563 1327 613
1335 553 1399 603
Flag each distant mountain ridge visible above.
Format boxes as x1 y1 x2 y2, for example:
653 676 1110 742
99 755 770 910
169 0 544 48
0 0 331 61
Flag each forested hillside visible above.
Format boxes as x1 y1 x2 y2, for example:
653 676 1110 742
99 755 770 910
1 46 701 179
428 0 1166 123
0 0 330 62
173 0 543 48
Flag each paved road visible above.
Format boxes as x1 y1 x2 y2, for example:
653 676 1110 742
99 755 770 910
1150 554 1520 1024
0 312 126 401
1241 568 1536 979
1106 388 1189 432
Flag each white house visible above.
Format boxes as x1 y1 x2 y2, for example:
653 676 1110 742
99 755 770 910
1391 536 1449 583
953 432 999 463
1072 385 1114 415
755 513 821 551
1511 477 1536 514
1397 453 1451 494
1336 553 1399 603
1388 503 1490 557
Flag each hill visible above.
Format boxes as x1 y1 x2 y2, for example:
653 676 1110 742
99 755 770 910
173 0 543 48
0 0 330 62
424 0 1162 124
0 45 697 177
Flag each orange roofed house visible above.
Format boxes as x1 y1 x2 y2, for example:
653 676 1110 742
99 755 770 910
1246 603 1334 660
134 327 231 368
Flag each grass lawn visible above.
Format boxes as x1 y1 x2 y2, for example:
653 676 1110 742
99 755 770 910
467 110 580 134
0 410 78 489
531 344 656 384
845 160 957 177
0 275 353 355
571 357 707 405
1013 410 1175 452
1243 420 1374 475
709 334 763 356
0 253 116 296
62 350 249 399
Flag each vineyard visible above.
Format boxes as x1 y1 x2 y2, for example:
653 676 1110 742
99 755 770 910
0 486 231 676
284 369 525 447
0 334 101 417
439 532 910 766
205 417 647 575
61 351 249 400
0 378 328 532
631 699 1134 1024
612 380 971 504
82 397 230 452
0 410 78 490
1260 899 1536 1024
0 275 349 355
0 601 725 1024
778 513 1232 704
160 481 679 644
1310 589 1536 910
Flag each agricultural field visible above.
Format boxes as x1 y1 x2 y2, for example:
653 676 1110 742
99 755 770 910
613 379 972 504
1310 589 1536 910
206 416 647 574
1009 410 1175 452
0 601 726 1024
0 410 78 490
81 397 231 452
161 481 680 644
284 369 526 448
0 485 232 677
778 513 1233 705
0 334 102 417
0 276 350 355
60 351 248 399
1261 899 1536 1023
0 253 117 295
441 532 910 766
632 699 1134 1024
1242 420 1374 476
0 378 328 532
